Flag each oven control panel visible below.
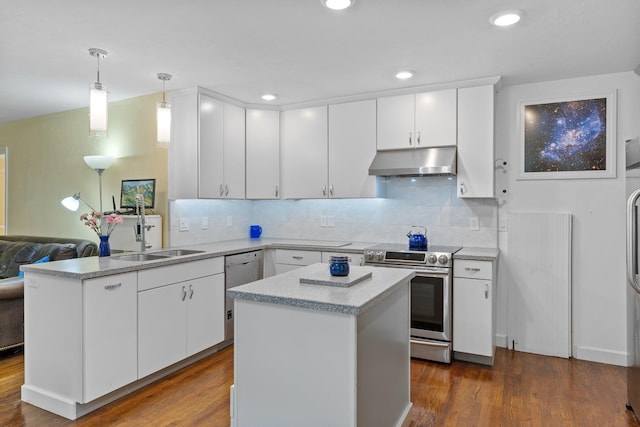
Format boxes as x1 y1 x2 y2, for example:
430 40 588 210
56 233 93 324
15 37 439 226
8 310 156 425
363 249 452 267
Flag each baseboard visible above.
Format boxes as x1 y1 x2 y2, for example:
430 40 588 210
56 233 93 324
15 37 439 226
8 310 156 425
573 345 628 367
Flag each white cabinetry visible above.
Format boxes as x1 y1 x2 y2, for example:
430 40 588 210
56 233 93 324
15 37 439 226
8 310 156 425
22 271 138 410
274 249 322 275
108 215 162 252
138 258 225 378
168 89 199 199
457 85 495 198
199 95 246 199
453 259 496 365
321 251 365 266
377 89 457 150
280 106 328 199
328 100 377 198
84 273 138 402
246 109 280 199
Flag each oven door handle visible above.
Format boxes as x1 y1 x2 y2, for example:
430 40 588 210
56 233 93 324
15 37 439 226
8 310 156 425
410 339 450 348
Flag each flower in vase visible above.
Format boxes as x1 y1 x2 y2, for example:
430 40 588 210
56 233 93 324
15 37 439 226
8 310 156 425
80 211 123 237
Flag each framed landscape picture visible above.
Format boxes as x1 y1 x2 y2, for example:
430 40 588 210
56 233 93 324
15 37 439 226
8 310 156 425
517 91 616 180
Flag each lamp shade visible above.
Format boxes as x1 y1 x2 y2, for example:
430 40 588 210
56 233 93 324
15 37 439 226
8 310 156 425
157 100 171 146
61 195 80 211
89 82 108 136
84 155 115 170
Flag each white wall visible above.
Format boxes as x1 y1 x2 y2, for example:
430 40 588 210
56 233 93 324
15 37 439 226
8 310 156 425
495 72 640 366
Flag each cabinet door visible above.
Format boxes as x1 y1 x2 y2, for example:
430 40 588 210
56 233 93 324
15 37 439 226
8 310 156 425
246 109 280 199
198 94 225 198
376 94 415 150
186 274 225 356
223 103 246 199
414 89 457 147
280 106 328 199
138 283 187 378
457 85 495 198
328 100 377 198
84 272 137 402
453 277 493 357
168 91 198 199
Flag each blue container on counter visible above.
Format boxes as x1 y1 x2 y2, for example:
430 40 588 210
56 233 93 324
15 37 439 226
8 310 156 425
329 255 350 276
249 225 262 239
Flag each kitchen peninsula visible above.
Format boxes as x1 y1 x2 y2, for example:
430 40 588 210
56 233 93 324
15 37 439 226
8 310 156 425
228 263 414 427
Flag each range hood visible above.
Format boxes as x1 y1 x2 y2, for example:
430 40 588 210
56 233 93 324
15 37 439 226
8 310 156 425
368 146 457 176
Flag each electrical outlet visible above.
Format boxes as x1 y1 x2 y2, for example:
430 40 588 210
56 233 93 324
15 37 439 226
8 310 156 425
202 216 209 230
227 215 233 227
499 217 508 231
469 217 480 231
179 217 190 232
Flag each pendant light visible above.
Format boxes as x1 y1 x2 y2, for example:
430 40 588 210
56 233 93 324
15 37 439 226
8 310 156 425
89 48 108 137
156 73 172 147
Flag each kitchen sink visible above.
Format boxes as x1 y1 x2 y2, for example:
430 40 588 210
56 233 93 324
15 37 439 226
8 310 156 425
154 249 205 257
112 253 171 262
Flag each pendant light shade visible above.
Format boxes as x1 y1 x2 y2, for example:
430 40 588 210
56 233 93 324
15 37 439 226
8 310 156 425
89 48 108 137
156 73 172 147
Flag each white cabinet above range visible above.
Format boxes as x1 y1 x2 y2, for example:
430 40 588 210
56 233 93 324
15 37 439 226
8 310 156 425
377 89 457 150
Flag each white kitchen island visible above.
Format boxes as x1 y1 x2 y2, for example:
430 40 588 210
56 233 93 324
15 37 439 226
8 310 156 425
228 263 414 427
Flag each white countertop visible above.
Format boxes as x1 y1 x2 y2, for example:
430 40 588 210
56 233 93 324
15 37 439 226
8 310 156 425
20 238 377 280
454 247 499 261
228 263 414 315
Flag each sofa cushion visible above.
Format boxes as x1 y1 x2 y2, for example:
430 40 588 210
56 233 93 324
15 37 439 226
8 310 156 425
0 241 78 278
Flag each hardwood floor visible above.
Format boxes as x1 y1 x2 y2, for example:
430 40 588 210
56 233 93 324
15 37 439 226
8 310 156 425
0 346 637 426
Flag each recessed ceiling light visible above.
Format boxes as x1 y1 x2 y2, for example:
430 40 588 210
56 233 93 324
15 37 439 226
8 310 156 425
490 10 522 27
395 71 414 80
321 0 355 11
261 93 277 101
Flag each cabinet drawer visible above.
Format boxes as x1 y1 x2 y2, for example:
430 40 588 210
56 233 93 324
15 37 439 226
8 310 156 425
454 259 492 280
138 257 224 291
275 249 321 266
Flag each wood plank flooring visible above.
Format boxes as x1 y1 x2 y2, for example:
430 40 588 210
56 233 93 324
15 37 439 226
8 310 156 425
0 346 637 426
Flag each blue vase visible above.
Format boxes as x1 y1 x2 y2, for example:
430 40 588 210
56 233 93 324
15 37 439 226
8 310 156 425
99 235 111 257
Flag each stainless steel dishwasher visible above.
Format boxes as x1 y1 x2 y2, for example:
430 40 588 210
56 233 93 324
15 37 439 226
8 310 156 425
225 250 264 341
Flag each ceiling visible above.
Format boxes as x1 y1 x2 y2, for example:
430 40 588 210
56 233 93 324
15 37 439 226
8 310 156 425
1 0 639 124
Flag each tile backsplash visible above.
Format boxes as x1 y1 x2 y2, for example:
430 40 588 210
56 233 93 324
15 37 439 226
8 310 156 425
169 176 498 248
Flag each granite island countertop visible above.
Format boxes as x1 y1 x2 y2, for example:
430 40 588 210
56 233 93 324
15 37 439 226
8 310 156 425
227 263 414 315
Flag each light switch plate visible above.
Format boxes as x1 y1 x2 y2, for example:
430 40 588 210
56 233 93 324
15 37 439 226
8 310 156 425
179 217 190 232
202 216 209 230
227 215 233 227
320 216 328 227
469 217 480 231
327 216 335 227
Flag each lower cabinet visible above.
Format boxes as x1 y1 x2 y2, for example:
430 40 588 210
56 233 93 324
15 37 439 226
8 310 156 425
453 259 496 365
274 249 321 275
138 258 225 378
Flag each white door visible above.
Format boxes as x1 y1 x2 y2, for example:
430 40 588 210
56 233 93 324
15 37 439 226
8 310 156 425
84 272 137 402
246 109 280 199
414 89 457 147
198 94 225 198
186 274 225 356
138 283 187 378
280 106 328 199
223 103 246 199
376 94 415 150
328 100 377 198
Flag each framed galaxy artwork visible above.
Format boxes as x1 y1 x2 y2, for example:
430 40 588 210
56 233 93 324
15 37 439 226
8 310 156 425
518 91 616 180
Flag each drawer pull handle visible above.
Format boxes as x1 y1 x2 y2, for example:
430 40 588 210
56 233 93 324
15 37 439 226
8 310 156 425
485 284 489 299
292 256 304 260
182 286 187 301
104 283 122 290
189 284 194 299
465 267 481 272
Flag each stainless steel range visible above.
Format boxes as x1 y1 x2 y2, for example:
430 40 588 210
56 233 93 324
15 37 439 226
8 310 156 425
364 243 461 363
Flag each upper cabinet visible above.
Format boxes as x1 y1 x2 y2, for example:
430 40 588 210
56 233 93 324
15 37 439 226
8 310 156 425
457 85 495 198
168 88 245 200
199 94 246 199
328 99 377 198
246 109 280 199
377 89 457 150
280 100 377 199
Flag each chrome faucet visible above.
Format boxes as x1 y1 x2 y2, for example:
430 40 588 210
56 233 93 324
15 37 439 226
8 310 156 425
135 194 153 252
